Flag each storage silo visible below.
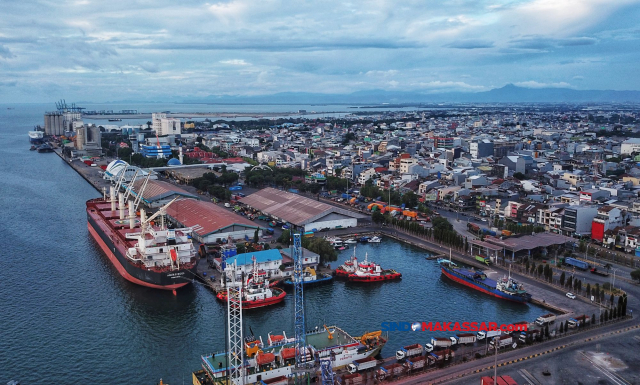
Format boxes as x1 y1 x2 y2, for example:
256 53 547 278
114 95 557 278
44 114 51 135
76 127 85 150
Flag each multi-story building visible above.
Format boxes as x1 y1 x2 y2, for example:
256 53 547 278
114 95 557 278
470 140 493 159
434 137 454 149
579 189 610 203
152 112 182 136
561 206 598 237
141 144 172 158
592 206 624 243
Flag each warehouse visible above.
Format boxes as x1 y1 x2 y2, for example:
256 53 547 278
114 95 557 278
240 187 363 231
166 198 261 243
127 179 198 208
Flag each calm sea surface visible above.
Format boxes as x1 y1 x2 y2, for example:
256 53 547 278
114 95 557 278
0 103 544 384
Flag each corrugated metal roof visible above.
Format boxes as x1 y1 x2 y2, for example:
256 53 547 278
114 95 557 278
129 179 197 203
240 187 363 226
166 199 259 237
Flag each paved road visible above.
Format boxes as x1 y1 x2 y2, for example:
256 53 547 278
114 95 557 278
390 317 638 385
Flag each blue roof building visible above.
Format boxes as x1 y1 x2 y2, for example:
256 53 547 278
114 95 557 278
218 249 285 279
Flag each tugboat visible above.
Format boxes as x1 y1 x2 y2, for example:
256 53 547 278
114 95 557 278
347 253 401 282
282 267 333 287
334 247 358 278
216 256 286 309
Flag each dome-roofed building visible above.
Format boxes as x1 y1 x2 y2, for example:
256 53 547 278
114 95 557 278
167 158 182 167
103 159 157 183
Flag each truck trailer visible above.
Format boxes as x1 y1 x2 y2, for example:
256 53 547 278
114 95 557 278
347 357 377 373
396 343 423 361
534 313 556 326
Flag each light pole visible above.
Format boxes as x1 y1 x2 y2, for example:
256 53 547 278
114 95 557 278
493 337 498 381
611 268 619 293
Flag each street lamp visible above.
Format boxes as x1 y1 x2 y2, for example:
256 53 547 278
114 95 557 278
611 268 619 292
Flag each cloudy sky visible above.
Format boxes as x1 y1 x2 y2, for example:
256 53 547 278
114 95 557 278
1 0 640 102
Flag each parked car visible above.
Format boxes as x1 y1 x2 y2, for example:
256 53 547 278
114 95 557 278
566 292 576 299
282 225 290 230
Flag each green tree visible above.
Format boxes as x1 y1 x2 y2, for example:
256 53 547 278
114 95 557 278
544 325 549 338
559 271 565 286
630 269 640 282
604 309 609 322
586 283 591 298
513 172 525 180
592 314 596 325
278 229 291 246
559 321 564 333
302 237 338 264
254 229 259 243
372 211 384 224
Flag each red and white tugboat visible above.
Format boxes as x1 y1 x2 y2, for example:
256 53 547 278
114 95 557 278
216 256 286 309
347 253 401 282
334 247 358 278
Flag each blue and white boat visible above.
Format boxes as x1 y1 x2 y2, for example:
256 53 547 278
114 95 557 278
282 267 333 286
28 130 44 143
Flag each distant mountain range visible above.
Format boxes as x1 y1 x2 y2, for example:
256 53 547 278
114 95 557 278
180 84 640 105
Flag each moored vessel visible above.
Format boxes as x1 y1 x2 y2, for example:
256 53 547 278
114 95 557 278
28 130 44 143
216 256 286 309
282 267 333 287
440 263 531 303
86 187 198 290
335 247 358 278
347 253 401 282
195 326 387 385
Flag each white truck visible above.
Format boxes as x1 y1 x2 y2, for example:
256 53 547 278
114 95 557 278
535 313 556 326
455 333 477 345
490 335 513 349
347 357 377 373
477 330 502 340
403 355 430 371
395 344 423 361
568 315 590 329
431 337 453 349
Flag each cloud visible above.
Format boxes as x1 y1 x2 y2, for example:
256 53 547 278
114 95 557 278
444 39 494 49
0 80 17 87
416 81 486 91
0 44 15 59
139 61 159 73
365 70 398 77
508 35 597 51
572 75 584 80
219 59 250 66
557 37 597 46
514 80 572 89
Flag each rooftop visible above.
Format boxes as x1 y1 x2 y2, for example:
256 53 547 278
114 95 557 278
166 198 259 237
240 187 364 226
128 179 198 204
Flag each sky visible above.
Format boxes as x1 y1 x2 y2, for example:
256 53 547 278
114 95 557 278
2 0 640 102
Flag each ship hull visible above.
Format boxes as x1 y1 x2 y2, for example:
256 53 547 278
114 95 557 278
87 214 195 290
347 272 402 282
441 266 528 303
334 269 352 278
215 289 286 309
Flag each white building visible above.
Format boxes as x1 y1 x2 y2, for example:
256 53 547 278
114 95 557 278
152 112 182 136
621 138 640 155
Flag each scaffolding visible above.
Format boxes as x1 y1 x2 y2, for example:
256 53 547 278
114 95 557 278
227 262 245 385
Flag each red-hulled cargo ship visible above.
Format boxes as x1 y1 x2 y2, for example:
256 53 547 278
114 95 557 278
347 253 401 282
86 193 197 290
216 256 286 309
